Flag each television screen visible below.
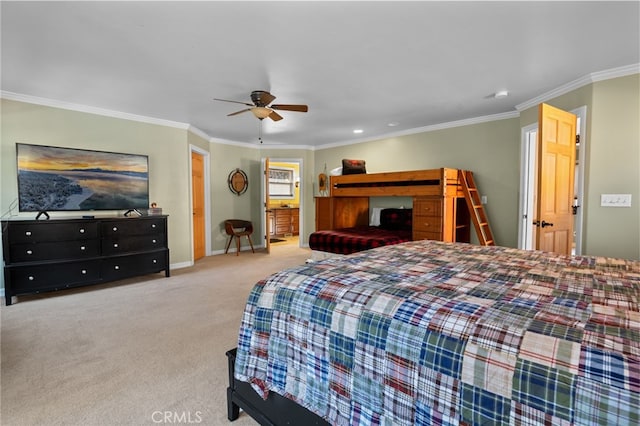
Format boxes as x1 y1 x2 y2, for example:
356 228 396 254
16 143 149 212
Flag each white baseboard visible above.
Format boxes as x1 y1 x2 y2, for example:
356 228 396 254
170 261 193 270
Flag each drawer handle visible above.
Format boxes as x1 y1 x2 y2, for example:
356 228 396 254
113 243 119 248
112 227 118 231
424 207 431 211
152 224 156 228
26 250 33 255
152 259 157 264
80 246 86 251
28 276 34 281
152 239 157 244
81 269 87 275
79 228 85 234
114 265 120 270
25 231 32 236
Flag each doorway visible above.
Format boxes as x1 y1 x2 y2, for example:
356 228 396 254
262 158 303 253
518 106 586 254
190 145 211 262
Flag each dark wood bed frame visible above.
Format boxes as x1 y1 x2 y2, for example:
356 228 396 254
226 348 330 425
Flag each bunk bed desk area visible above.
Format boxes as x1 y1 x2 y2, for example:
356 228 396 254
312 168 472 256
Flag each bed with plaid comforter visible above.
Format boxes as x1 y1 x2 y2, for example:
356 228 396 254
234 240 639 425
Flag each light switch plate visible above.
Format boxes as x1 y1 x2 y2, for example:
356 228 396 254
600 194 632 207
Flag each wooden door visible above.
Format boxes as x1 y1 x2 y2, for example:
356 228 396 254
191 151 205 261
263 157 271 254
536 103 576 254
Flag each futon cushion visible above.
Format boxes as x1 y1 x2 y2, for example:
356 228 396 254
379 208 413 231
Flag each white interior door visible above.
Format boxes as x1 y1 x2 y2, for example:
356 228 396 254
519 106 586 255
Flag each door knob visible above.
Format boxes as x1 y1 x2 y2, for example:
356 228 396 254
541 220 554 228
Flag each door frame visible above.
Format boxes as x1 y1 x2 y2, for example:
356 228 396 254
189 145 211 259
261 157 304 249
518 105 586 254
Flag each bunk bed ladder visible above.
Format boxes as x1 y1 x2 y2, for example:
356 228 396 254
460 170 495 246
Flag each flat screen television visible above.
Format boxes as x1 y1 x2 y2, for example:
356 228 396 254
16 143 149 214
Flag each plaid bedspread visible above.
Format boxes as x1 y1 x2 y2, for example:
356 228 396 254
235 240 640 425
309 226 412 254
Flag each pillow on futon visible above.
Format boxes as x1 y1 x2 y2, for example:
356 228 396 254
379 208 412 231
370 207 384 226
341 159 366 175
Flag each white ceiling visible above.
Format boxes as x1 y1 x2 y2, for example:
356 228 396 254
2 1 639 148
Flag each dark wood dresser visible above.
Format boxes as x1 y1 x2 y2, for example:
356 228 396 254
1 215 169 305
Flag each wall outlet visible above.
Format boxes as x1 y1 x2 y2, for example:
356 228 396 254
600 194 632 207
481 195 487 204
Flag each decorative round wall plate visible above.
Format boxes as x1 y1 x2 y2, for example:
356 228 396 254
228 168 249 196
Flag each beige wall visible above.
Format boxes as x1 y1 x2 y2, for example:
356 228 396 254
209 142 261 251
587 75 639 258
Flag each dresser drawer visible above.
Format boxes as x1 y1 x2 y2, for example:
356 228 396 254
8 221 98 243
101 234 166 255
9 240 100 263
101 218 165 237
413 198 442 217
413 230 442 241
7 260 101 293
413 216 442 233
101 250 168 281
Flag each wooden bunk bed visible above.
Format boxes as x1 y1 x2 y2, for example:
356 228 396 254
311 168 472 255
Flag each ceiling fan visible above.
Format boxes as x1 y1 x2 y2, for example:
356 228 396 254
214 90 308 121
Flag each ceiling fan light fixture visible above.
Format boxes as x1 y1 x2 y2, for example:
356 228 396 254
251 107 272 119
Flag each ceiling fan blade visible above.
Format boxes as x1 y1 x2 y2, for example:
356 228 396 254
268 110 284 121
270 104 308 112
251 90 276 106
227 108 252 117
214 98 253 107
261 91 276 105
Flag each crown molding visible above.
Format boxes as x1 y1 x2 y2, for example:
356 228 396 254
1 91 190 129
515 63 640 112
209 137 261 149
316 110 519 150
208 136 314 151
186 125 213 142
258 143 315 151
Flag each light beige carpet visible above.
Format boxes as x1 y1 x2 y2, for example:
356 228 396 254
1 242 311 426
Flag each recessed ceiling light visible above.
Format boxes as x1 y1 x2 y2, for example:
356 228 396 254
353 129 363 134
494 90 509 99
387 122 399 127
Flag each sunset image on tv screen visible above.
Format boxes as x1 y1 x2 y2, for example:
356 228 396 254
16 144 149 212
